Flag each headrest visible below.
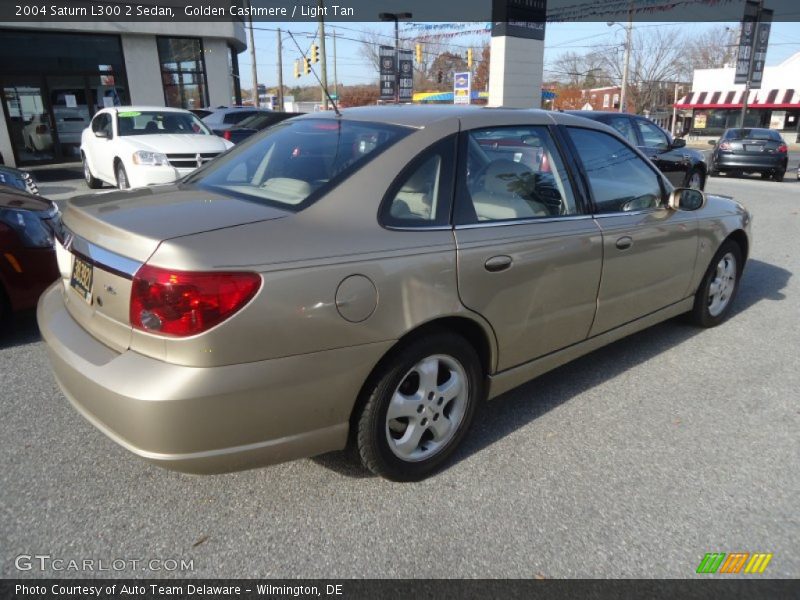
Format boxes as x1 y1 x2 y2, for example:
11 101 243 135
483 159 534 195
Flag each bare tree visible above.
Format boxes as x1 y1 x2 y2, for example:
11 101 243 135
683 25 739 76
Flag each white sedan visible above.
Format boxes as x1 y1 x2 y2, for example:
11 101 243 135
81 106 232 190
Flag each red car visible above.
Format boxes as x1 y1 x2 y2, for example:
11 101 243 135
0 187 60 319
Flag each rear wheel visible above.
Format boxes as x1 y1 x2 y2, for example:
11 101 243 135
83 154 103 189
356 332 483 481
685 167 705 190
115 161 129 190
690 240 743 328
772 170 785 182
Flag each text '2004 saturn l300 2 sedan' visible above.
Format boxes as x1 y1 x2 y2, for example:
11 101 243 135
38 106 751 481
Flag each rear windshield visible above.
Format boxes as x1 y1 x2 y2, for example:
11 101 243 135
188 118 410 210
723 128 781 141
117 110 212 136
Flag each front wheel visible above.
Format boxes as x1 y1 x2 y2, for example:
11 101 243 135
685 167 705 190
689 240 743 328
356 332 483 481
115 162 130 189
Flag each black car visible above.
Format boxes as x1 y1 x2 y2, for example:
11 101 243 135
708 128 789 182
567 111 708 190
0 165 39 195
219 111 304 144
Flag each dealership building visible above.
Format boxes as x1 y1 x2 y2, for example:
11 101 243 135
0 21 245 167
675 51 800 137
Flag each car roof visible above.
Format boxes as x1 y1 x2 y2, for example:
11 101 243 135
103 106 193 114
294 105 610 130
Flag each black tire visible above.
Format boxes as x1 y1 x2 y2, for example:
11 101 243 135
82 154 103 189
356 331 484 481
685 167 705 190
0 283 10 325
115 161 129 189
689 240 744 328
772 170 785 182
760 172 771 180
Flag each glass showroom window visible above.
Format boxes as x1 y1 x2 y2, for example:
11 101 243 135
157 37 209 110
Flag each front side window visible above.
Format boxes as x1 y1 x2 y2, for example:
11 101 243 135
157 37 208 109
116 110 211 136
567 127 664 214
457 126 579 224
190 119 409 210
607 117 638 146
636 119 670 151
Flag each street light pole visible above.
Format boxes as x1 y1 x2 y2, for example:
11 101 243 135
246 0 259 107
318 0 329 111
620 5 633 113
672 83 682 136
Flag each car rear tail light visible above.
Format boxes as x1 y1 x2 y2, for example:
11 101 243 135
36 124 48 134
130 264 261 337
223 129 232 141
777 144 788 153
718 141 731 151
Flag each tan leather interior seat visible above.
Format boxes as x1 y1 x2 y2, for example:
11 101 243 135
472 159 549 221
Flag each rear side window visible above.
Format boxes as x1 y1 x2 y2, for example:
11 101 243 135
567 127 664 213
456 125 579 224
381 136 455 228
192 119 410 210
608 117 638 146
223 111 257 125
636 119 669 150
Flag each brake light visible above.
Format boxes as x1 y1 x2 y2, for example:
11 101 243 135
36 124 48 134
777 144 788 153
718 141 731 150
223 129 232 141
130 264 261 337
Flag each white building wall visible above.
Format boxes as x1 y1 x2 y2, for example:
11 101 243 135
120 35 164 105
203 38 234 107
691 52 800 92
488 36 544 109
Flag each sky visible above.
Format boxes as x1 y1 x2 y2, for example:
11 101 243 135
236 20 800 91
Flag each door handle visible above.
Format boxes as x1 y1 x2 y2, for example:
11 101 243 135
484 255 513 272
615 236 633 250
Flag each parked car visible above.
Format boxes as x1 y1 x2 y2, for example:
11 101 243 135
219 111 304 144
81 106 233 190
567 111 708 190
201 106 272 136
708 128 789 181
0 187 60 320
39 107 751 481
22 114 53 153
0 165 39 196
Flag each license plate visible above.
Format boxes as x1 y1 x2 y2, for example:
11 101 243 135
70 254 93 304
744 145 763 152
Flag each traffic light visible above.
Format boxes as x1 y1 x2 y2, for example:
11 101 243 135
294 60 300 79
304 57 311 75
310 44 319 64
415 43 422 63
467 48 473 69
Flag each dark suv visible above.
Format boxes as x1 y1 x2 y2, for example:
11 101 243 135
567 111 708 190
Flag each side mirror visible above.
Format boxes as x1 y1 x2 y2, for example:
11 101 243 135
707 140 717 146
670 138 686 149
94 129 109 139
668 187 706 211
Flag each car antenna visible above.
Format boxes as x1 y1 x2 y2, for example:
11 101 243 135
287 31 341 117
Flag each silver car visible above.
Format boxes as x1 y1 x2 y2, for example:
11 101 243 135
38 107 751 481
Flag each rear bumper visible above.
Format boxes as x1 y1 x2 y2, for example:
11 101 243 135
713 153 788 172
37 283 393 473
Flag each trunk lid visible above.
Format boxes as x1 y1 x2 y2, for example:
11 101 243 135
57 184 287 352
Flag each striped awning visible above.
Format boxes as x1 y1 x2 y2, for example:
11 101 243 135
675 88 800 109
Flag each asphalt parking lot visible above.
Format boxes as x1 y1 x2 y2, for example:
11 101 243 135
1 162 798 579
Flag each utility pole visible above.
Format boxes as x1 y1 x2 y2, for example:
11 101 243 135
318 0 329 110
672 83 682 137
246 0 259 107
332 29 338 101
619 3 633 113
276 28 284 111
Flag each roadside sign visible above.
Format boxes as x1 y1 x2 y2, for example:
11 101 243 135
749 9 773 89
491 0 547 40
454 71 471 105
379 45 396 102
398 49 413 102
734 0 760 84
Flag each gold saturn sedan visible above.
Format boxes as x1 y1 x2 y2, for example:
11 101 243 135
39 107 751 481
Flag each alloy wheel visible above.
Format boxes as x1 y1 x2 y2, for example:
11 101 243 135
385 354 468 462
707 252 737 317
